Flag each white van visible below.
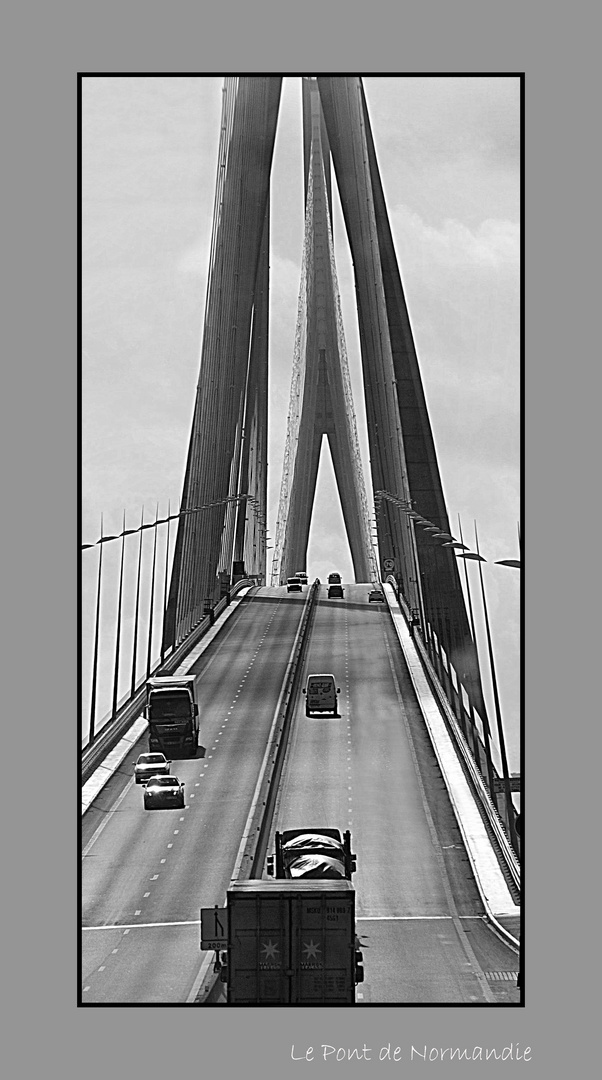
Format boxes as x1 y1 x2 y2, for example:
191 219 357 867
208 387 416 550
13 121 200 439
303 673 340 717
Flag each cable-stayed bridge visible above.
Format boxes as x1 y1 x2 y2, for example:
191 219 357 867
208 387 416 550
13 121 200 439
81 77 520 1004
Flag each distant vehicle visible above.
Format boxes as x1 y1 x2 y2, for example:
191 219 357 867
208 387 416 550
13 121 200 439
327 583 344 598
143 775 185 810
295 572 308 585
327 572 341 584
287 577 302 592
134 752 171 784
303 673 340 716
368 588 384 603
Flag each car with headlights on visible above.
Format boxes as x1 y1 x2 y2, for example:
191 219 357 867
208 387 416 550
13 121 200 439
143 775 185 809
134 752 171 784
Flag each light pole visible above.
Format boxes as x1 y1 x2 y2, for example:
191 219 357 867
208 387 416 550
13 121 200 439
452 516 498 803
88 514 104 746
469 522 518 853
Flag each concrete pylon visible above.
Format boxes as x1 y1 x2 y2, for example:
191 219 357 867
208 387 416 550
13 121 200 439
271 79 376 585
163 78 281 650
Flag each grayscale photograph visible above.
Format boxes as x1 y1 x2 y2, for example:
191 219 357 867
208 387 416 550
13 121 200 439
81 75 521 1005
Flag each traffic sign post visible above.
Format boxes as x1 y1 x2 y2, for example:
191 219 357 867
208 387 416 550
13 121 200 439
201 906 227 951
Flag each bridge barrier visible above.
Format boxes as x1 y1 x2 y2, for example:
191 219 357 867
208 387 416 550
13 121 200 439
81 579 256 789
387 578 520 890
383 582 519 949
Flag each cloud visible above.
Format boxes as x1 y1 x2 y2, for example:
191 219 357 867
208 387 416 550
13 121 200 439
393 205 519 271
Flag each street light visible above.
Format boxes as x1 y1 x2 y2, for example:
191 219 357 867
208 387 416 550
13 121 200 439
471 522 518 853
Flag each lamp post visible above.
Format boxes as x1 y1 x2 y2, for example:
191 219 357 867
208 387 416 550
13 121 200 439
88 514 104 746
160 500 172 666
471 522 518 854
146 504 159 681
111 510 127 722
130 505 145 698
453 515 498 805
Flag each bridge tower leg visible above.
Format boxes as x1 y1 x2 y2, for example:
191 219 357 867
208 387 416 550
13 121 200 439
163 78 282 650
272 78 376 586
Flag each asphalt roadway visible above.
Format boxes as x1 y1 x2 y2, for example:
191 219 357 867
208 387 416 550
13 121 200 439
81 584 519 1004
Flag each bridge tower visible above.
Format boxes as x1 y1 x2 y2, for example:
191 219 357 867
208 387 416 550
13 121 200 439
163 77 485 713
163 78 282 650
271 79 376 586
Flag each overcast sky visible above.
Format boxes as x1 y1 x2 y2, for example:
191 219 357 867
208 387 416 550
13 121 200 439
82 76 520 770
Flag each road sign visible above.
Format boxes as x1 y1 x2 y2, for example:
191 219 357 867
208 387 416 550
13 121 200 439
201 906 227 950
383 558 395 572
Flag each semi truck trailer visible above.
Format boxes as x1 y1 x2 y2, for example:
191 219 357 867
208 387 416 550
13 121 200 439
225 879 362 1004
144 675 199 757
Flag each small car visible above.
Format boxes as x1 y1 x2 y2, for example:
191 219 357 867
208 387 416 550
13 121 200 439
327 572 341 584
368 589 384 603
287 577 302 592
295 572 309 585
327 583 344 598
134 752 171 784
143 775 185 809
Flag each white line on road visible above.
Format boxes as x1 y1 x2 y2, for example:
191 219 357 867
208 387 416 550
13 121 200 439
83 919 202 930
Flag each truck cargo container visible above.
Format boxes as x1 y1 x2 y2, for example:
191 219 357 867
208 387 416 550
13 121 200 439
144 675 199 757
225 880 361 1004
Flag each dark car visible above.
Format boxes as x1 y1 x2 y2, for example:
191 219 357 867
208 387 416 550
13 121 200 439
295 572 308 585
134 752 171 784
368 589 384 603
327 583 344 598
287 577 302 592
143 775 185 809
